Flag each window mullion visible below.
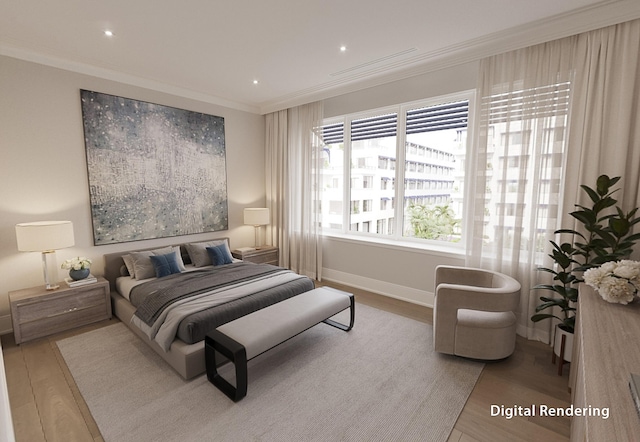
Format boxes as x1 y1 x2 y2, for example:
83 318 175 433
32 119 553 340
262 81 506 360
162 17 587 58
394 109 407 240
343 118 352 233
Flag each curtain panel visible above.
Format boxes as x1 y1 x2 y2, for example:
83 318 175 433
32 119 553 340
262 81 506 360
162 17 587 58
564 19 640 232
469 18 640 343
265 102 324 280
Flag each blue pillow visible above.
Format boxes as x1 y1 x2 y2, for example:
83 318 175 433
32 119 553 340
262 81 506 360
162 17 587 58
149 252 183 278
206 244 233 266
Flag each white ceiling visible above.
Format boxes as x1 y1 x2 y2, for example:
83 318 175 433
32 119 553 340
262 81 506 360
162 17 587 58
2 0 640 114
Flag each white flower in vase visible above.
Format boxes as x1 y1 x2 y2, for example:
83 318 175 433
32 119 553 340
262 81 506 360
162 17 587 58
584 260 640 304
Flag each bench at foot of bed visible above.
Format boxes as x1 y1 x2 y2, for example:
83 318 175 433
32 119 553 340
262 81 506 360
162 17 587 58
205 286 355 401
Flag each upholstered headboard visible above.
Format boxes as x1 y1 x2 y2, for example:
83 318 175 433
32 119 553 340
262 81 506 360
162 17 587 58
102 238 230 292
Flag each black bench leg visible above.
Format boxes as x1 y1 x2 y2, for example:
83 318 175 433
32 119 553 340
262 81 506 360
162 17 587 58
323 293 355 332
205 331 248 401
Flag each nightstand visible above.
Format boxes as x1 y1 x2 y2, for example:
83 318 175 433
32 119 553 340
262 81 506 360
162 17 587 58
9 277 111 344
232 246 279 265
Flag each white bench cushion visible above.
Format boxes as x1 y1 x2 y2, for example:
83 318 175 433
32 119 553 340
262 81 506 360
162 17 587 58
216 287 351 359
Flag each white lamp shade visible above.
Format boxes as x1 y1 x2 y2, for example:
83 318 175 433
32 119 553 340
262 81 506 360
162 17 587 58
16 221 75 252
244 208 270 226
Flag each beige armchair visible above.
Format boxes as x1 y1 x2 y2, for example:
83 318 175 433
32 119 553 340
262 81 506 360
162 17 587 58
433 265 521 360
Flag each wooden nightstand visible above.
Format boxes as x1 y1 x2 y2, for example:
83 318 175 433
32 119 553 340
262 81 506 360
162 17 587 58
232 246 279 265
9 277 111 344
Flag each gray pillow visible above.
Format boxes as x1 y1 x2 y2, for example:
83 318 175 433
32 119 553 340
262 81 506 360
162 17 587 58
128 246 185 280
186 239 230 267
122 254 136 278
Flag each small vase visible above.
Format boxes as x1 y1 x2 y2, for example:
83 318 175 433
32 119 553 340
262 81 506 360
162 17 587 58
69 268 90 281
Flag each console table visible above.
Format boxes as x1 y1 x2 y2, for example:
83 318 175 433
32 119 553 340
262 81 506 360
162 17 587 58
570 284 640 440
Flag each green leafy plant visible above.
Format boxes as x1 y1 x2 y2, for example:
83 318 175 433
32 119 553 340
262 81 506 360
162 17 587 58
407 203 460 241
531 175 640 333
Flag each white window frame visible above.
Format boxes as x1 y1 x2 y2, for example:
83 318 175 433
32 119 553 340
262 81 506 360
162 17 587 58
321 90 476 254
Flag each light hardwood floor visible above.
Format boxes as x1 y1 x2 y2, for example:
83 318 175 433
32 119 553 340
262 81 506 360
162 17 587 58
2 281 571 442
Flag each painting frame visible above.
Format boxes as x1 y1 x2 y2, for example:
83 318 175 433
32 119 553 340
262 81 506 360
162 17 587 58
80 89 228 245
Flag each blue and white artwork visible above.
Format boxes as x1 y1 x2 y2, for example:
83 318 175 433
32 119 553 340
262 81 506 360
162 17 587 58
80 90 228 245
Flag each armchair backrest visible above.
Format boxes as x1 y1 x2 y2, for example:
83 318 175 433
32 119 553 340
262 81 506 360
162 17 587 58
434 265 521 313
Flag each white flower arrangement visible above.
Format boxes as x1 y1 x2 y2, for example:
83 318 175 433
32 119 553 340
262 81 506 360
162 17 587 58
61 256 92 271
583 260 640 304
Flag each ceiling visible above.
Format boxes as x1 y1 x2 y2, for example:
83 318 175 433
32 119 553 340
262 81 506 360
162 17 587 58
2 0 640 114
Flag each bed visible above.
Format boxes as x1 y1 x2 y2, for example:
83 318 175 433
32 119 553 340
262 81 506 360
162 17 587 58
103 238 314 379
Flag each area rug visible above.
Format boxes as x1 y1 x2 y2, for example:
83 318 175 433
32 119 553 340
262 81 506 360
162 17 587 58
57 303 483 442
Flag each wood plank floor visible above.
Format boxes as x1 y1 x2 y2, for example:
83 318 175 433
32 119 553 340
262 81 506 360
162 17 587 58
2 281 571 442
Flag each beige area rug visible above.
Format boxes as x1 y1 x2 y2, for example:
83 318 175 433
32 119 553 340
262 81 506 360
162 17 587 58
57 303 483 442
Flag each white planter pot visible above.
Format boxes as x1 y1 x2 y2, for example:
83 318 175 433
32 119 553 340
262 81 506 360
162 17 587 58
553 326 574 363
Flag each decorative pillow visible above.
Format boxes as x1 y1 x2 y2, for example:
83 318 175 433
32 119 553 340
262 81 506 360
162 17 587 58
150 252 183 278
167 246 187 271
129 246 185 280
129 251 157 280
206 244 233 266
122 254 136 278
186 239 230 267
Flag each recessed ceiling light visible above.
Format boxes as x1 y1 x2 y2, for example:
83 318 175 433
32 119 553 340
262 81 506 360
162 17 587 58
340 46 347 52
104 30 114 37
253 80 259 85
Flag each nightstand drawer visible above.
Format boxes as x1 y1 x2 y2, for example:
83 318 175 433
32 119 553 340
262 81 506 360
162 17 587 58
232 247 279 265
9 278 111 344
14 286 107 323
18 301 108 343
247 252 278 265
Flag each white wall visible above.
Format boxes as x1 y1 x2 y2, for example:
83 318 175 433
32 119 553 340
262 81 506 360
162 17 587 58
321 62 478 307
0 55 266 334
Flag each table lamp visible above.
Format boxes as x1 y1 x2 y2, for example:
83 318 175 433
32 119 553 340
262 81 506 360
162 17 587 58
16 220 75 290
243 208 270 248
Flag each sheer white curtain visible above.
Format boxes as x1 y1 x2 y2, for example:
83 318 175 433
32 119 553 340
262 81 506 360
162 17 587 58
265 101 324 279
468 18 640 342
468 36 578 342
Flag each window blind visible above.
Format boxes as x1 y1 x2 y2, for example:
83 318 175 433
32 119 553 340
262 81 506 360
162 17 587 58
322 122 344 145
482 82 571 124
406 100 469 134
322 99 470 144
351 113 397 141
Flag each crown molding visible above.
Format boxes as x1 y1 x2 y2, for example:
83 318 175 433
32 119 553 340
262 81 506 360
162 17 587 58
0 43 261 115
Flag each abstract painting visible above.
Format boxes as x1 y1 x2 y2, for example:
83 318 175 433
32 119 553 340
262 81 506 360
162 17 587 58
80 90 228 245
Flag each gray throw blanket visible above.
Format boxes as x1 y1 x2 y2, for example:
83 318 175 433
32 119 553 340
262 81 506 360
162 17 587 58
131 263 283 326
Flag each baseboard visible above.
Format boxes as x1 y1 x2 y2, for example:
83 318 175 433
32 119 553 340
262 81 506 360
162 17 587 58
322 268 434 308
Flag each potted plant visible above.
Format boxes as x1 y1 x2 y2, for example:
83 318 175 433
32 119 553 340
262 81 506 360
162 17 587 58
61 256 92 281
531 175 640 361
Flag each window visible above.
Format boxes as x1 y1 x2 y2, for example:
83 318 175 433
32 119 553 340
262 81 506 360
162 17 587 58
478 81 571 253
349 112 397 235
320 122 345 231
320 92 472 247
